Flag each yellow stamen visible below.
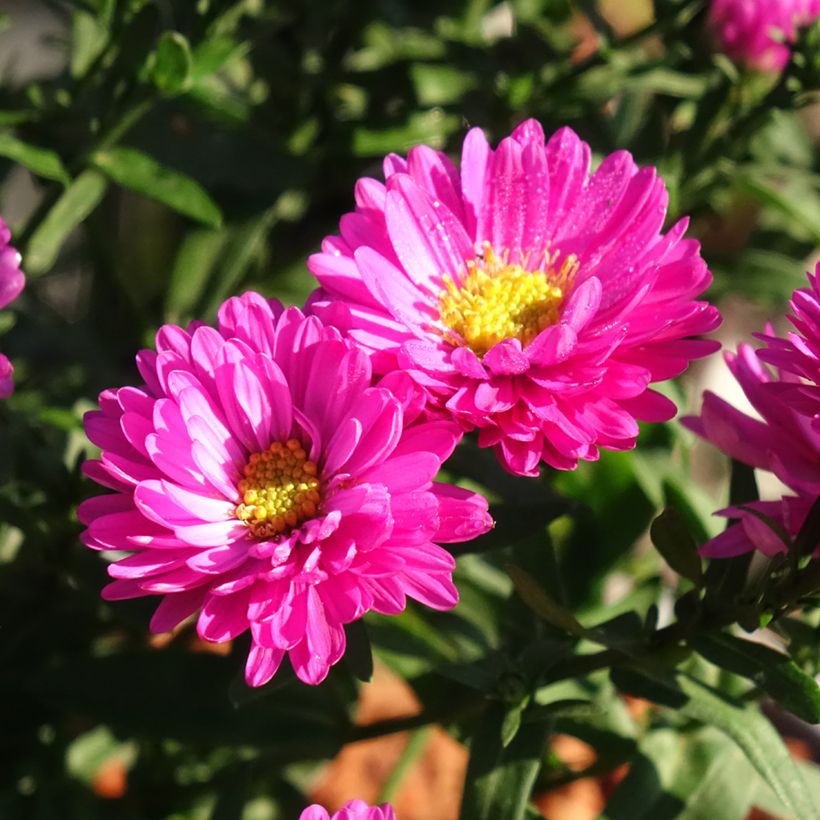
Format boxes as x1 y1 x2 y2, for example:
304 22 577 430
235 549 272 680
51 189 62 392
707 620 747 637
438 242 579 357
235 438 322 539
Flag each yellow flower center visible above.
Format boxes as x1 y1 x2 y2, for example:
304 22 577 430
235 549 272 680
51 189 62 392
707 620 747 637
235 438 322 539
438 242 579 357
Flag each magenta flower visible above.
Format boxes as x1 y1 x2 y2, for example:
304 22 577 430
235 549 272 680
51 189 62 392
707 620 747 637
707 0 820 71
308 120 720 476
79 293 492 686
0 218 24 399
300 800 396 820
683 269 820 557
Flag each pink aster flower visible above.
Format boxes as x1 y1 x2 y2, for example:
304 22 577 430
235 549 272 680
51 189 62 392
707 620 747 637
683 268 820 557
0 217 24 399
707 0 820 71
79 293 492 686
308 120 720 476
300 800 396 820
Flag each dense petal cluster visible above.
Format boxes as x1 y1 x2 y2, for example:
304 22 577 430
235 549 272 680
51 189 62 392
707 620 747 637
0 218 24 398
300 800 396 820
708 0 820 71
683 268 820 557
309 119 720 476
80 294 492 686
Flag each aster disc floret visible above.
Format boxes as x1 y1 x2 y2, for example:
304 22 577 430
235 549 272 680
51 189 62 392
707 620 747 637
707 0 820 71
0 217 24 399
308 119 720 476
300 800 396 820
80 293 492 687
683 267 820 557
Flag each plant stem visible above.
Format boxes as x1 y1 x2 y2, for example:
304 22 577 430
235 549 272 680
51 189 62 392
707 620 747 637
378 726 431 803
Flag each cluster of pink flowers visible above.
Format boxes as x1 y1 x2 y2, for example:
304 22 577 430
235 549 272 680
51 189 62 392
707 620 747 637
685 267 820 557
79 119 722 690
300 800 395 820
0 218 24 398
708 0 820 71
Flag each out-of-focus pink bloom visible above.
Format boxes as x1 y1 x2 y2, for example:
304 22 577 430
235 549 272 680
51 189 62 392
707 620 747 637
80 294 492 686
683 269 820 557
300 800 396 820
708 0 820 71
0 218 24 399
308 120 720 476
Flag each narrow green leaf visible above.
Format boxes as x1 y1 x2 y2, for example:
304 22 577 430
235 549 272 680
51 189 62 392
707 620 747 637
25 170 108 275
505 564 593 640
612 666 819 820
70 9 110 79
151 31 193 94
602 728 756 820
91 147 222 227
736 172 820 244
66 726 136 786
692 632 820 723
0 133 69 183
753 761 820 818
650 508 703 583
523 699 599 723
203 208 277 314
459 702 550 820
164 228 226 322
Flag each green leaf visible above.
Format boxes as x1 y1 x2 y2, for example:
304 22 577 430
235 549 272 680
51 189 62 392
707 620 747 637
612 666 820 820
505 564 593 640
500 701 525 748
459 702 550 820
736 171 820 244
66 726 137 786
602 728 756 820
25 170 108 275
151 31 193 94
753 761 820 817
649 508 703 583
91 147 222 227
352 110 459 156
691 632 820 723
0 133 69 183
164 227 226 322
202 208 277 314
410 64 477 106
70 8 112 79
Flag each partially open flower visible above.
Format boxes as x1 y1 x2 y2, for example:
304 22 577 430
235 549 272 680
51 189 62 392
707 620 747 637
309 120 720 476
0 218 24 399
80 294 492 686
683 268 820 557
707 0 820 71
300 800 396 820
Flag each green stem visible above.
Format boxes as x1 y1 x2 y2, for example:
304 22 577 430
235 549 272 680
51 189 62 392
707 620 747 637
378 726 431 804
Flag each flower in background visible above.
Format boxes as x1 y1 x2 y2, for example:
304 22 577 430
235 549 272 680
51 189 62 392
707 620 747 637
308 119 720 476
0 218 25 398
80 294 491 686
707 0 820 71
683 268 820 557
300 800 396 820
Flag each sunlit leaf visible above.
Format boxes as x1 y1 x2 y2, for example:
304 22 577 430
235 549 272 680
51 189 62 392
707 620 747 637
91 147 222 227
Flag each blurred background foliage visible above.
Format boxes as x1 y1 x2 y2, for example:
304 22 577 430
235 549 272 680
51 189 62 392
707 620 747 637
2 1 820 818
